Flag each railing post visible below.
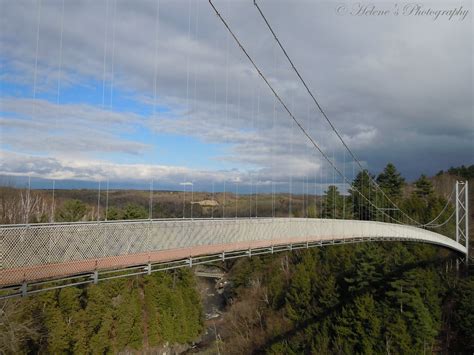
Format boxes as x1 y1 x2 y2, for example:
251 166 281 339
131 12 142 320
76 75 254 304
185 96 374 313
21 282 27 297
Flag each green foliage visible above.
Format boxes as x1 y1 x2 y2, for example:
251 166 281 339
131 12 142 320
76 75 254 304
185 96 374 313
307 204 317 218
322 185 349 219
345 243 383 294
122 203 148 219
447 164 474 179
5 271 202 353
56 199 88 222
225 239 462 354
350 170 376 220
106 206 122 220
414 174 434 198
453 276 474 351
376 163 405 199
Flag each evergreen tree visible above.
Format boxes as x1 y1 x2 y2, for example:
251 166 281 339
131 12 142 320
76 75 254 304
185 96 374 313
106 207 122 220
384 314 412 354
122 204 148 220
345 244 383 294
376 163 405 199
350 170 376 220
322 185 345 219
453 277 474 350
56 199 87 222
414 174 433 198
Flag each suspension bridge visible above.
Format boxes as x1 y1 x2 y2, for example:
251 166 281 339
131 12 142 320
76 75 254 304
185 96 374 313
0 1 470 299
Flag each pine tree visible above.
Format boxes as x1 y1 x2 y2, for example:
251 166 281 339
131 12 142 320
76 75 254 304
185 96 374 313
349 170 376 220
322 185 351 219
384 314 411 354
414 174 433 198
122 204 148 220
106 207 122 220
345 244 383 294
56 199 87 222
376 163 405 199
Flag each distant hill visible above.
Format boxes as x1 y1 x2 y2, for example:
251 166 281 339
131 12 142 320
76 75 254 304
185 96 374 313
436 164 474 180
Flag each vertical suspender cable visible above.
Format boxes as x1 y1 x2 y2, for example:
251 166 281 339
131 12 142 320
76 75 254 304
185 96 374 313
97 181 101 221
51 180 55 222
320 156 323 219
29 0 41 224
212 30 218 218
343 149 346 219
237 72 241 218
272 43 277 218
368 171 372 220
106 179 109 221
26 175 31 224
101 0 109 109
256 83 260 217
223 0 230 219
352 162 355 219
106 0 116 223
249 84 254 218
208 0 401 225
109 0 117 109
183 183 186 218
333 149 336 218
235 182 238 218
252 1 422 226
289 94 293 217
212 181 215 218
56 0 64 105
32 0 41 110
149 180 153 219
152 0 161 218
98 0 109 223
52 0 64 223
183 0 191 219
191 0 199 220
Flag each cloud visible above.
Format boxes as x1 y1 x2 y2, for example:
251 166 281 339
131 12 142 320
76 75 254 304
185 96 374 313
0 0 472 188
0 97 150 158
0 150 332 193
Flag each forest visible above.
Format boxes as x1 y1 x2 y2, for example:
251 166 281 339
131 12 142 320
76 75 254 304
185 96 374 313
0 163 473 354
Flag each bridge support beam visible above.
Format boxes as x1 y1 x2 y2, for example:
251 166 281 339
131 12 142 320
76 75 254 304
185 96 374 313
456 181 469 264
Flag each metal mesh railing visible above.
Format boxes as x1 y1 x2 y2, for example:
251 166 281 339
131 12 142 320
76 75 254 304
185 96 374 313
1 218 466 286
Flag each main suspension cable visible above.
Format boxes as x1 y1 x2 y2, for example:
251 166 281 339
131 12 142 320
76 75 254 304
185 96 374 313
208 0 405 224
252 0 422 226
423 187 456 226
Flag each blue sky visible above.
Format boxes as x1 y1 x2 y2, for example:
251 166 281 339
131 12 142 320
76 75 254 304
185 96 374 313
1 65 233 170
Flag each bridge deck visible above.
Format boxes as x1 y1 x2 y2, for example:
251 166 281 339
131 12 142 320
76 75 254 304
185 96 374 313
0 218 466 287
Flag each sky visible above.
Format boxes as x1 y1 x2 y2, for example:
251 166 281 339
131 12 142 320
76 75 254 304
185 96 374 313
0 0 472 193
